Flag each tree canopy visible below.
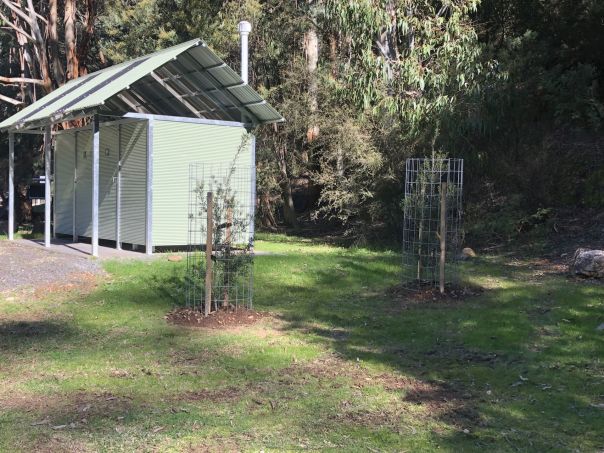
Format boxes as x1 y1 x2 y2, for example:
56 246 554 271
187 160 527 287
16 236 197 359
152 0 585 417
1 0 602 233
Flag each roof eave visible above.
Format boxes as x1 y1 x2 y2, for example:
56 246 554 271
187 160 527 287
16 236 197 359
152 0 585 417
2 106 102 133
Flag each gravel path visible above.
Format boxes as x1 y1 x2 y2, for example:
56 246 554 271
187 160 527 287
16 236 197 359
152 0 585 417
0 241 103 293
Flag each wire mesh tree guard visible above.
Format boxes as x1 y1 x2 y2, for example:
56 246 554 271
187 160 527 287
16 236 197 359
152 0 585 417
186 162 255 314
402 157 463 292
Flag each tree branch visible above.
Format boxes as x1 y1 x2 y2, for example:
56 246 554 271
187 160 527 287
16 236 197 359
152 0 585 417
1 0 32 24
0 92 23 105
0 11 34 40
0 75 44 85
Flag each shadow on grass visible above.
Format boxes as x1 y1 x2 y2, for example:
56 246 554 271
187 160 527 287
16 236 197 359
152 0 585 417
252 252 604 450
0 320 79 351
1 248 601 451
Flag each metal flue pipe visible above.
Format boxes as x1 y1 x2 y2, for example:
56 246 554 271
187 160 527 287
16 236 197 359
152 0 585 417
238 21 252 84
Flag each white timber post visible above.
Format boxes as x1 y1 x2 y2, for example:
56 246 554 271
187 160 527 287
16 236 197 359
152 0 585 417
145 119 153 255
204 192 214 316
8 132 14 240
92 115 100 257
250 134 256 246
44 126 51 248
439 180 447 295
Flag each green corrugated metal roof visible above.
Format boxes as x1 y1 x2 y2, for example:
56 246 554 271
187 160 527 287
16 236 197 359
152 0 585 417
0 39 284 131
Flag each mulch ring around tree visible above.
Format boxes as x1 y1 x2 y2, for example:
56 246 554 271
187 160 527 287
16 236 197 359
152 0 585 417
165 307 272 329
386 281 484 311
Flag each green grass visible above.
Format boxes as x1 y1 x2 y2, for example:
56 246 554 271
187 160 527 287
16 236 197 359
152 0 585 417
0 235 602 451
0 226 44 240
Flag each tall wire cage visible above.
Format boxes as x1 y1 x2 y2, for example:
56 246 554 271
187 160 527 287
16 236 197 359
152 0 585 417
402 157 464 288
186 162 255 312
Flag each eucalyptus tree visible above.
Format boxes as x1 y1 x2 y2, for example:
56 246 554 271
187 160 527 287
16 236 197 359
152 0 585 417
325 0 482 131
0 0 98 105
0 0 100 224
305 0 483 232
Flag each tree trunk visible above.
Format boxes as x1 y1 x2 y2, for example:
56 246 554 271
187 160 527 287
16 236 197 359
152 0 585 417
303 25 319 155
386 1 399 60
329 33 338 78
260 192 278 230
275 145 298 228
64 0 78 80
48 0 64 84
376 1 399 82
77 0 96 76
279 180 298 228
26 0 52 93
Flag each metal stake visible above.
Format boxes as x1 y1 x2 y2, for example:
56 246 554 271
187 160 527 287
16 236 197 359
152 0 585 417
439 181 447 294
204 191 214 316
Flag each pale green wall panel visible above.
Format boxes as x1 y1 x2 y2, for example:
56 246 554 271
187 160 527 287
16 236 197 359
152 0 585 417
120 121 147 246
54 118 254 250
55 120 147 245
151 121 252 246
98 124 119 240
54 133 75 235
75 131 93 237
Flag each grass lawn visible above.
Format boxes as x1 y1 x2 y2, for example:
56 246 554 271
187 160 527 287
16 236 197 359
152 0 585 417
0 227 44 240
0 233 602 451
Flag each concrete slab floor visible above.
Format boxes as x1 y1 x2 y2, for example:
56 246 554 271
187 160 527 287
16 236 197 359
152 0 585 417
15 238 159 260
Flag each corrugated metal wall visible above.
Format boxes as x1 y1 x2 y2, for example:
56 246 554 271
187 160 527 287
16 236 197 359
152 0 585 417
152 121 252 246
54 119 255 249
99 125 119 240
54 133 75 235
120 121 147 245
53 120 147 246
75 131 93 237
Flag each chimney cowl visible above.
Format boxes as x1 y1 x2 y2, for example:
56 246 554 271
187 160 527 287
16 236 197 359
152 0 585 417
238 21 252 34
238 21 251 85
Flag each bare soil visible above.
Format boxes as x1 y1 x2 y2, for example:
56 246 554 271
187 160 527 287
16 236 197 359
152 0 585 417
386 282 484 311
183 386 244 403
165 307 271 329
285 354 480 428
0 241 102 294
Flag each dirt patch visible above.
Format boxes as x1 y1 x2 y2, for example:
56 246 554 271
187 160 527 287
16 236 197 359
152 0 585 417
0 241 103 296
289 354 479 428
165 307 271 329
423 345 500 365
288 354 460 396
182 386 244 403
504 256 571 281
32 436 91 453
0 390 134 420
332 407 402 428
522 257 569 276
386 282 484 311
506 256 603 286
31 272 100 299
185 436 245 453
537 208 604 257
